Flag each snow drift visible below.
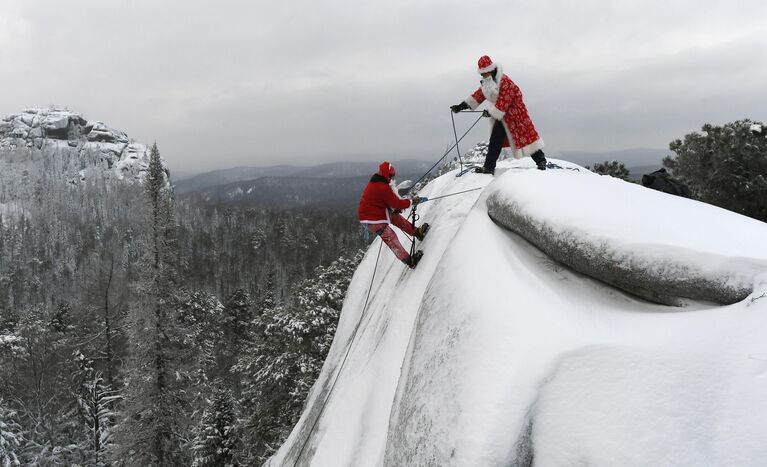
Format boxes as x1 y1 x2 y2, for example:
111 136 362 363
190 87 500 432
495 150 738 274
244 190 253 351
268 158 767 467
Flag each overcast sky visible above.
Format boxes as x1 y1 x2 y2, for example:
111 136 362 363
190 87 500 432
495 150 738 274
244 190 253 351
1 0 765 173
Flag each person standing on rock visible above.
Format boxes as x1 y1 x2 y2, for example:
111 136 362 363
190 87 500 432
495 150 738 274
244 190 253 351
358 162 430 269
451 55 547 174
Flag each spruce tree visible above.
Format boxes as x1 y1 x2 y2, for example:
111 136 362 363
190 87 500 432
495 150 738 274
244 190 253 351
111 142 187 466
589 160 631 181
664 120 767 221
0 399 24 467
191 385 240 467
235 251 363 463
73 350 119 466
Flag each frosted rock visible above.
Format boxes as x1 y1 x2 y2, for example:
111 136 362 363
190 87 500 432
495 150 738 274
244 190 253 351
0 107 167 186
485 167 767 305
271 158 767 467
20 113 35 126
43 113 69 130
84 120 128 144
28 127 43 139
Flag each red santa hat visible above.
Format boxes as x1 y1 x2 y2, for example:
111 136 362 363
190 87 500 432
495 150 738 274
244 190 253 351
477 55 497 74
378 161 396 179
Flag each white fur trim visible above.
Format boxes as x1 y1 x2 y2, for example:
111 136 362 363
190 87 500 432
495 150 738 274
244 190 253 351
511 139 545 159
360 206 393 224
488 105 505 120
478 62 497 74
494 64 504 81
465 96 480 110
497 117 544 159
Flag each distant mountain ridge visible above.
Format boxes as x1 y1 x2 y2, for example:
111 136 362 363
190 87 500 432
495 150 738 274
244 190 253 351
553 147 669 169
173 160 433 194
181 175 373 209
175 150 669 206
176 149 668 194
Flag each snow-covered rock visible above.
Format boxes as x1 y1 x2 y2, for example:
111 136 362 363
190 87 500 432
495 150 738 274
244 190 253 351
0 107 167 185
269 158 767 466
486 165 767 305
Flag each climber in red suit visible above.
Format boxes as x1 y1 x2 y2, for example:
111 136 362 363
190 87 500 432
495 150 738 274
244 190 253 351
451 55 547 174
358 162 430 269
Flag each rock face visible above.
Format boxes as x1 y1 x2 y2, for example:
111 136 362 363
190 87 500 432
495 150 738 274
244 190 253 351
268 159 767 467
0 107 168 184
485 166 767 306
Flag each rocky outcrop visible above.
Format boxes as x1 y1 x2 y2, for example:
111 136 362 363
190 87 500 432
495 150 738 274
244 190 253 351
0 107 167 184
485 169 767 306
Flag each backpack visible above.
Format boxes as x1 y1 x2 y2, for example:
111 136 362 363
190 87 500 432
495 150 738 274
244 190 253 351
641 168 691 198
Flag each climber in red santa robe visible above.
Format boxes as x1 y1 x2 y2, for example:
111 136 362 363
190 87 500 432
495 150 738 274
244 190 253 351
358 162 430 269
451 55 547 174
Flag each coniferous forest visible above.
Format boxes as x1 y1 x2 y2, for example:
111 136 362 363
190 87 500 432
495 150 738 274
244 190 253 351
0 143 366 466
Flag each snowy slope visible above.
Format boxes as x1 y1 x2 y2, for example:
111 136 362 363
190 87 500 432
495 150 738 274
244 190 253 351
269 158 767 467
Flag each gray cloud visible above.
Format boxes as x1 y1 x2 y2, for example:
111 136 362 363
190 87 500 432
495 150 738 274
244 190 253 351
1 0 765 172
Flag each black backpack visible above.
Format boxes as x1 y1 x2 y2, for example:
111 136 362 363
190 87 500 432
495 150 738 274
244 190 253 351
641 168 691 198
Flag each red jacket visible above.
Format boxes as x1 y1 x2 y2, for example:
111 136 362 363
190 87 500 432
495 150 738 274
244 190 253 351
358 174 411 224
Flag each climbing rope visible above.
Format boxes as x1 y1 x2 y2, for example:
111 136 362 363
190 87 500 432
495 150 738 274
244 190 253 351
293 240 383 465
408 112 484 193
409 202 419 258
293 112 487 463
450 111 464 174
422 187 483 202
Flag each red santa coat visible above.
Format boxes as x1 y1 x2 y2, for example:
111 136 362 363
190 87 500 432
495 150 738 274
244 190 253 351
465 64 544 159
358 174 412 224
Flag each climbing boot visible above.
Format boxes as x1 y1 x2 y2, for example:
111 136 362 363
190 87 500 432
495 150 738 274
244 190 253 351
474 166 495 175
406 250 424 269
415 223 430 241
531 150 547 170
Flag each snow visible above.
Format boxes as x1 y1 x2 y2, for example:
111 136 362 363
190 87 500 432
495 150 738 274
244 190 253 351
0 202 25 220
0 108 166 185
269 158 767 466
486 165 767 304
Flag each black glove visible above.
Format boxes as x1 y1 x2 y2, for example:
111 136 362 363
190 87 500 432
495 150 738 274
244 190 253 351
450 102 469 113
482 109 491 118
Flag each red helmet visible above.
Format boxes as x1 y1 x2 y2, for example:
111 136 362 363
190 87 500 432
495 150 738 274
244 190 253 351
378 161 396 179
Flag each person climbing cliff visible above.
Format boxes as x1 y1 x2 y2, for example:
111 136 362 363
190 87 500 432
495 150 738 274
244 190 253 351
358 162 430 269
451 55 547 174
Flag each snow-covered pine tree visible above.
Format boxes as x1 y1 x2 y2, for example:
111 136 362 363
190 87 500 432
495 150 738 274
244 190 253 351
589 160 631 181
235 250 363 463
72 350 120 466
665 119 767 221
220 289 253 373
191 385 240 467
110 142 189 466
0 399 24 467
177 290 224 415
